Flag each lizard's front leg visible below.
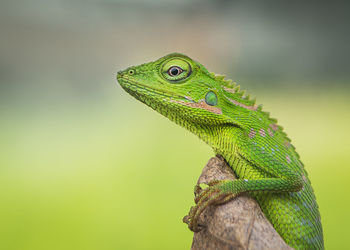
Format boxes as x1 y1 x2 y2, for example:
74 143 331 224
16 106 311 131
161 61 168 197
183 175 302 232
183 180 237 232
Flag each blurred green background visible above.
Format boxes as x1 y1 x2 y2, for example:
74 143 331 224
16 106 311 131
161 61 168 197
1 0 349 249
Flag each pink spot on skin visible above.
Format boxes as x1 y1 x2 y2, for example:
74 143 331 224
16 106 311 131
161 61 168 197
286 155 291 163
302 175 308 183
170 100 222 115
284 141 291 148
227 98 258 111
259 128 266 137
268 127 274 137
249 128 256 138
270 123 278 131
222 86 236 94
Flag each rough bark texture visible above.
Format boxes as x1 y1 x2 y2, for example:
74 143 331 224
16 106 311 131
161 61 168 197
189 156 292 250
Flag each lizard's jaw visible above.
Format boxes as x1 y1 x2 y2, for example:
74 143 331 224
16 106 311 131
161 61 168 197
117 74 182 117
118 74 169 100
117 73 227 130
117 73 227 148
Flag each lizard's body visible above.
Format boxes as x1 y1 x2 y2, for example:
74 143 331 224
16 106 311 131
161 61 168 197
117 53 324 249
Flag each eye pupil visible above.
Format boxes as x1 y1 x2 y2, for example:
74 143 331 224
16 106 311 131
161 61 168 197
162 60 191 83
171 68 178 75
168 66 182 76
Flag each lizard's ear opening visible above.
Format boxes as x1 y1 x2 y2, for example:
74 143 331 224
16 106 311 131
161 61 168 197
161 58 192 83
205 91 218 106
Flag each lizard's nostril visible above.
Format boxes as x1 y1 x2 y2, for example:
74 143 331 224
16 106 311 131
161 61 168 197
116 71 123 80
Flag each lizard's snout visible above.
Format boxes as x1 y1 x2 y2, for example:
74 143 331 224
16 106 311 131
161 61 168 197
116 71 123 80
116 68 135 81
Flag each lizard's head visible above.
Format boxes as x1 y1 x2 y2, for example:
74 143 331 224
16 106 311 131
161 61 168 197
117 53 252 127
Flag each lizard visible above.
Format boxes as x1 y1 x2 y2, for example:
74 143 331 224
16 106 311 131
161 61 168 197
116 53 324 249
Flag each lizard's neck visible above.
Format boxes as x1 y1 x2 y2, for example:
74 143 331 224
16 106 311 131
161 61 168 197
191 124 238 158
164 106 246 158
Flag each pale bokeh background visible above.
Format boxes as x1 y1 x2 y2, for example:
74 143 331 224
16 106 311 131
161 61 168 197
1 0 349 249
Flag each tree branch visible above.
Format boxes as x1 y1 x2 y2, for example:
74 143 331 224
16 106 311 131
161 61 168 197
188 156 292 250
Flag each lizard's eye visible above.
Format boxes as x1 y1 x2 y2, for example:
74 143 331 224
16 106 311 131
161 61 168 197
161 58 192 83
168 66 183 77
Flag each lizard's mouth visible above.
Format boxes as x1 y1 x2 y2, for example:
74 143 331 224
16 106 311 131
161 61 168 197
117 73 185 103
117 71 225 127
117 73 223 117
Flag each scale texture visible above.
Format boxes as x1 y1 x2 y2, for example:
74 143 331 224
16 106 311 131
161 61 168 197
191 156 292 250
117 53 324 249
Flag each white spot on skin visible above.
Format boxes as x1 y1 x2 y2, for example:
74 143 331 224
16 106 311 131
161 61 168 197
184 96 194 102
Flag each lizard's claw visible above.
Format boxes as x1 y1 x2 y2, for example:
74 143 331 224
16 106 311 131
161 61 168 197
183 180 236 232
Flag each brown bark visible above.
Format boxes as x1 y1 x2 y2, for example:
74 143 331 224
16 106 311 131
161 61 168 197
188 156 292 250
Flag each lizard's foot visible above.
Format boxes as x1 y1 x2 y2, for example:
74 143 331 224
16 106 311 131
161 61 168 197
183 180 237 232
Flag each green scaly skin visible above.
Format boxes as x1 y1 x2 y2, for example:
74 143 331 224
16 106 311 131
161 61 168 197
116 53 324 249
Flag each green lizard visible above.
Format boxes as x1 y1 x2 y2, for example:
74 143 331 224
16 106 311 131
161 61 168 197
117 53 324 249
